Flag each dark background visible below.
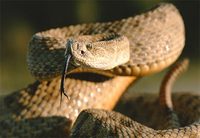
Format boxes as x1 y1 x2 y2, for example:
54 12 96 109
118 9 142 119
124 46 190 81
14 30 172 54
0 0 199 94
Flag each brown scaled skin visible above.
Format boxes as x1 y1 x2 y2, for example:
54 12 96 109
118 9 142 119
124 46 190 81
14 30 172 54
1 73 136 137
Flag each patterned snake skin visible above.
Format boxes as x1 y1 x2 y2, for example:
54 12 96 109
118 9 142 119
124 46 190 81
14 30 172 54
70 59 200 137
27 3 184 80
0 3 199 138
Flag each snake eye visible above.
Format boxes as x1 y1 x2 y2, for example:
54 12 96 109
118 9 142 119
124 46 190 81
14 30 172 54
86 44 92 50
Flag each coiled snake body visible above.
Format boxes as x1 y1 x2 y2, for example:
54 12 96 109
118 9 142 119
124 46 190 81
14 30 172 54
0 3 199 138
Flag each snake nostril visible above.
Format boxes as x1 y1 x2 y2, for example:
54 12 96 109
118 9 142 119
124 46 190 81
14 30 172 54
81 50 85 55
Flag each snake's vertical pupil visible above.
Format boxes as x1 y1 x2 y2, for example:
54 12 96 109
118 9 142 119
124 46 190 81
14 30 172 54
60 53 71 105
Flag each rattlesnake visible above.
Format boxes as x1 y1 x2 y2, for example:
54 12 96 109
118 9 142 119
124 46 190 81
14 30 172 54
0 3 199 138
70 59 200 137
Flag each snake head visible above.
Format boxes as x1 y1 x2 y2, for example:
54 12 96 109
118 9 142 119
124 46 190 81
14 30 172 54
67 34 130 70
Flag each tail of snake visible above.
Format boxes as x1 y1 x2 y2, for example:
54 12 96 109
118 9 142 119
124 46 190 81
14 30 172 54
0 3 199 138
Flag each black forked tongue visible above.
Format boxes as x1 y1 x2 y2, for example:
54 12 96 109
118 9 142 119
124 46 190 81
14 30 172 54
60 53 71 104
60 39 73 105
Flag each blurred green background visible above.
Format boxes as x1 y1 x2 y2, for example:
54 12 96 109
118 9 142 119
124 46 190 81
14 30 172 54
0 0 199 95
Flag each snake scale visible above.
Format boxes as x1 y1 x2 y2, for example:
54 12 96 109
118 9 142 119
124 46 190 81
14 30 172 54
0 3 199 138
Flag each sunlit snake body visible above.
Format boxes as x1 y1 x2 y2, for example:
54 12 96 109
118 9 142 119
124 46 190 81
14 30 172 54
70 59 200 137
0 3 199 138
27 3 184 79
